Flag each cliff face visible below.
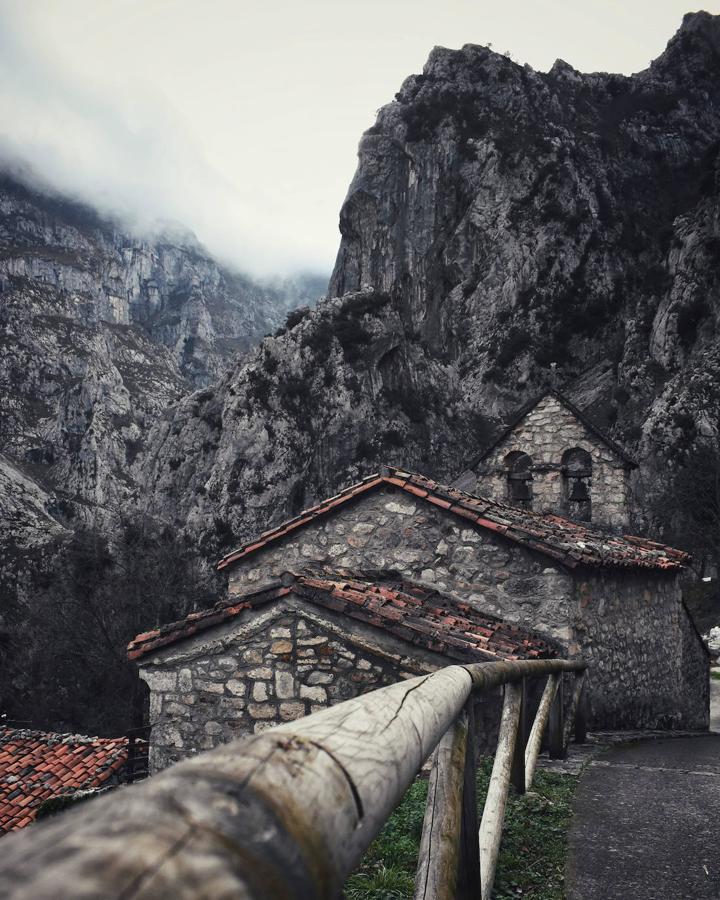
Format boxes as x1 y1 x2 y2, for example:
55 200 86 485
0 173 321 550
140 12 720 555
0 174 318 385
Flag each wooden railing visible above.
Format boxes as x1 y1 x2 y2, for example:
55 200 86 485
0 658 586 899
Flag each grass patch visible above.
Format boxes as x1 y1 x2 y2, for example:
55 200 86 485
345 758 577 900
711 670 720 681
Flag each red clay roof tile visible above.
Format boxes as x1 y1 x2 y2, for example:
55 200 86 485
0 728 130 834
216 466 688 574
128 573 558 664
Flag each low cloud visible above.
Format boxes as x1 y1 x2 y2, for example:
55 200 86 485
0 2 338 276
0 0 695 278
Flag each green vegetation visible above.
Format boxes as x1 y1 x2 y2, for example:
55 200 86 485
711 670 720 682
345 759 577 900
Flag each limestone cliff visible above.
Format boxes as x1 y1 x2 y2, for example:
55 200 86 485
0 173 321 386
141 12 720 556
0 171 323 545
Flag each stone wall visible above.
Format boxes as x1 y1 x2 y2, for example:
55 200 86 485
139 482 706 770
139 598 454 772
575 572 709 730
224 486 706 732
228 486 576 645
474 394 631 529
679 600 711 727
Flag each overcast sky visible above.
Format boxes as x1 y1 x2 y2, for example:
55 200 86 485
0 1 716 276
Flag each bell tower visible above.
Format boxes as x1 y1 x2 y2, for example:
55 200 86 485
470 391 636 529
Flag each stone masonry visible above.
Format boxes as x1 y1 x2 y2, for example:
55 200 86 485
473 394 632 528
135 473 708 772
139 596 475 772
224 485 707 733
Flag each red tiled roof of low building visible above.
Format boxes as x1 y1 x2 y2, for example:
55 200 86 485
216 466 689 573
127 573 559 663
0 728 129 834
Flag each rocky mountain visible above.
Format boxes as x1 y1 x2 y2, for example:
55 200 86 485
6 10 720 735
0 171 325 549
139 11 720 560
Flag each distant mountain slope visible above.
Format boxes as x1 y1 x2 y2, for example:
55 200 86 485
0 171 326 541
141 12 720 556
0 172 322 385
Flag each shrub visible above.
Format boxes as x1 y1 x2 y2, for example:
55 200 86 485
247 368 273 406
497 328 532 367
284 306 310 330
677 298 710 350
355 438 375 461
381 428 406 449
302 319 335 355
335 317 372 362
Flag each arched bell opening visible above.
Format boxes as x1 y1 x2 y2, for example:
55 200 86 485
562 447 592 521
504 451 534 509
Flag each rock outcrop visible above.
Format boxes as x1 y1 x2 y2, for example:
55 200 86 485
141 12 720 556
0 172 323 544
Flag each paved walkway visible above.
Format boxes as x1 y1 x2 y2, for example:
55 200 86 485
565 734 720 899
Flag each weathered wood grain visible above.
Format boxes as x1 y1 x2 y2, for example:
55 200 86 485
575 677 588 744
0 666 474 899
479 682 522 900
456 701 481 900
414 711 468 900
510 678 529 794
548 673 566 759
563 670 587 747
524 673 560 789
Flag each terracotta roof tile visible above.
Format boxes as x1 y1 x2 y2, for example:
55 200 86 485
216 466 688 574
0 728 130 834
128 573 558 664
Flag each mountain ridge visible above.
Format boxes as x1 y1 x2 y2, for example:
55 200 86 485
138 12 720 559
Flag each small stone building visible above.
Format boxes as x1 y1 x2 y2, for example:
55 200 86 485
131 467 709 773
128 573 555 772
468 390 636 528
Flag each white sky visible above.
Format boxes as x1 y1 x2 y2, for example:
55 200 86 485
0 1 716 276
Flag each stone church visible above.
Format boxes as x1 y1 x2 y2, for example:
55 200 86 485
129 391 709 772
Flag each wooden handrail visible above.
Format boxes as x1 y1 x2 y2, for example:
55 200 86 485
0 658 586 899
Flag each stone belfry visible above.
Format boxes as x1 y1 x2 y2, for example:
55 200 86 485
470 391 636 529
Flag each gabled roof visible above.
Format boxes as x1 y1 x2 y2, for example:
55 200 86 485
217 466 687 573
472 389 638 469
0 728 129 833
127 572 558 663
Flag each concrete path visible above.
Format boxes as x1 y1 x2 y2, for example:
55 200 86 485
566 734 720 899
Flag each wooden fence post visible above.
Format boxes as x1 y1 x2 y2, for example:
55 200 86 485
456 700 481 900
414 711 469 900
548 673 566 760
524 673 560 789
563 670 587 748
574 678 588 745
479 681 523 900
510 678 528 794
0 658 587 900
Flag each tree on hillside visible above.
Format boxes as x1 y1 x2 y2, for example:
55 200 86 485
650 440 720 575
649 438 720 631
1 518 220 737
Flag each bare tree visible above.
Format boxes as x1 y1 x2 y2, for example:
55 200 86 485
0 518 220 736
